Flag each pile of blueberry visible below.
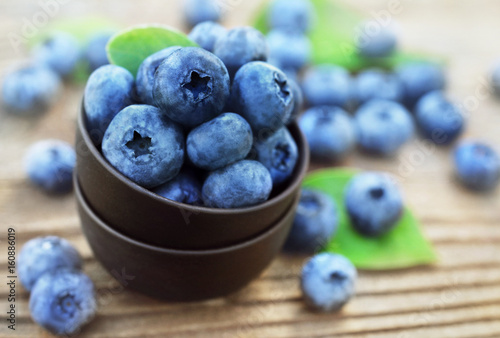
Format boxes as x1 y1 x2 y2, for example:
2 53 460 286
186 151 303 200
84 28 302 209
18 236 96 336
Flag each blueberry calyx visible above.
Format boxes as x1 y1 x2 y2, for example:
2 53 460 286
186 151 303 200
182 71 212 102
273 142 292 171
369 187 385 199
274 72 291 102
126 131 152 158
329 271 346 281
56 292 77 318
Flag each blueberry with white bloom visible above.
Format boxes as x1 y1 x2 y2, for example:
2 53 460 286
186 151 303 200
24 140 76 195
344 172 404 237
415 91 464 145
355 99 414 156
284 189 338 253
300 106 356 162
454 141 500 191
301 253 357 312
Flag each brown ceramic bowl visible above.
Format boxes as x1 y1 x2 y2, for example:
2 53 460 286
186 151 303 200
75 104 309 250
76 177 297 301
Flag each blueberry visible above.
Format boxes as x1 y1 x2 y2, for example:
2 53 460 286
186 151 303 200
301 253 357 312
213 27 269 78
154 47 230 128
153 169 203 205
268 0 315 34
267 30 311 71
252 127 298 186
231 62 294 135
302 65 352 108
187 112 253 171
415 91 464 145
32 32 80 77
102 105 185 189
345 172 403 237
354 69 403 106
84 31 114 72
397 62 446 108
24 140 76 195
202 160 273 208
84 65 135 145
188 21 227 53
299 106 356 162
30 269 96 336
18 236 82 292
184 0 222 27
286 78 304 125
490 61 500 97
356 22 397 58
355 99 414 156
454 141 500 191
136 46 182 106
2 65 61 115
284 190 338 253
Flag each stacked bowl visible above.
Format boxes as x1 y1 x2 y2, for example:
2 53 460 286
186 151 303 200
75 105 309 301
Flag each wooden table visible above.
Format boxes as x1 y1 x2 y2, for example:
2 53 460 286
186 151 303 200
1 0 500 337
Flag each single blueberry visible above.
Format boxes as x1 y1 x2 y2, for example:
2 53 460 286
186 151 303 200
454 141 500 191
213 27 269 78
267 29 311 71
136 46 182 105
154 47 230 129
231 62 294 135
18 236 82 292
286 78 304 125
354 69 403 106
490 61 500 97
184 0 222 27
153 169 203 205
202 160 273 208
356 22 397 58
24 140 76 195
252 127 298 186
299 106 356 162
1 65 61 115
268 0 315 34
84 65 135 145
415 91 464 145
397 62 446 108
345 172 404 237
187 112 253 171
30 269 96 336
32 32 80 77
102 105 185 189
188 21 227 53
84 31 114 72
355 99 414 156
301 253 357 312
302 65 352 108
284 189 338 253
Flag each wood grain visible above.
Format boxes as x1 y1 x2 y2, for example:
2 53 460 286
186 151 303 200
1 0 500 337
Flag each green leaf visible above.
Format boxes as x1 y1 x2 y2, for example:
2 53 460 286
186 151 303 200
253 0 444 71
303 168 438 270
107 24 198 77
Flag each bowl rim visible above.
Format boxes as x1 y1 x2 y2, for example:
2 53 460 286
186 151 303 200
78 101 309 215
76 174 299 255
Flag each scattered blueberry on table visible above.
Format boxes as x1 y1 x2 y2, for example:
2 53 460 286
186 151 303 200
415 90 464 145
356 22 398 58
267 29 311 72
344 172 404 237
32 32 80 77
2 65 61 115
24 140 76 195
84 31 114 72
301 65 352 108
354 68 403 106
355 99 414 156
18 236 82 292
397 62 446 108
301 253 357 312
490 60 500 98
188 21 227 53
284 189 338 253
268 0 315 34
454 141 500 191
183 0 222 27
30 269 97 336
286 79 304 125
299 106 356 162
